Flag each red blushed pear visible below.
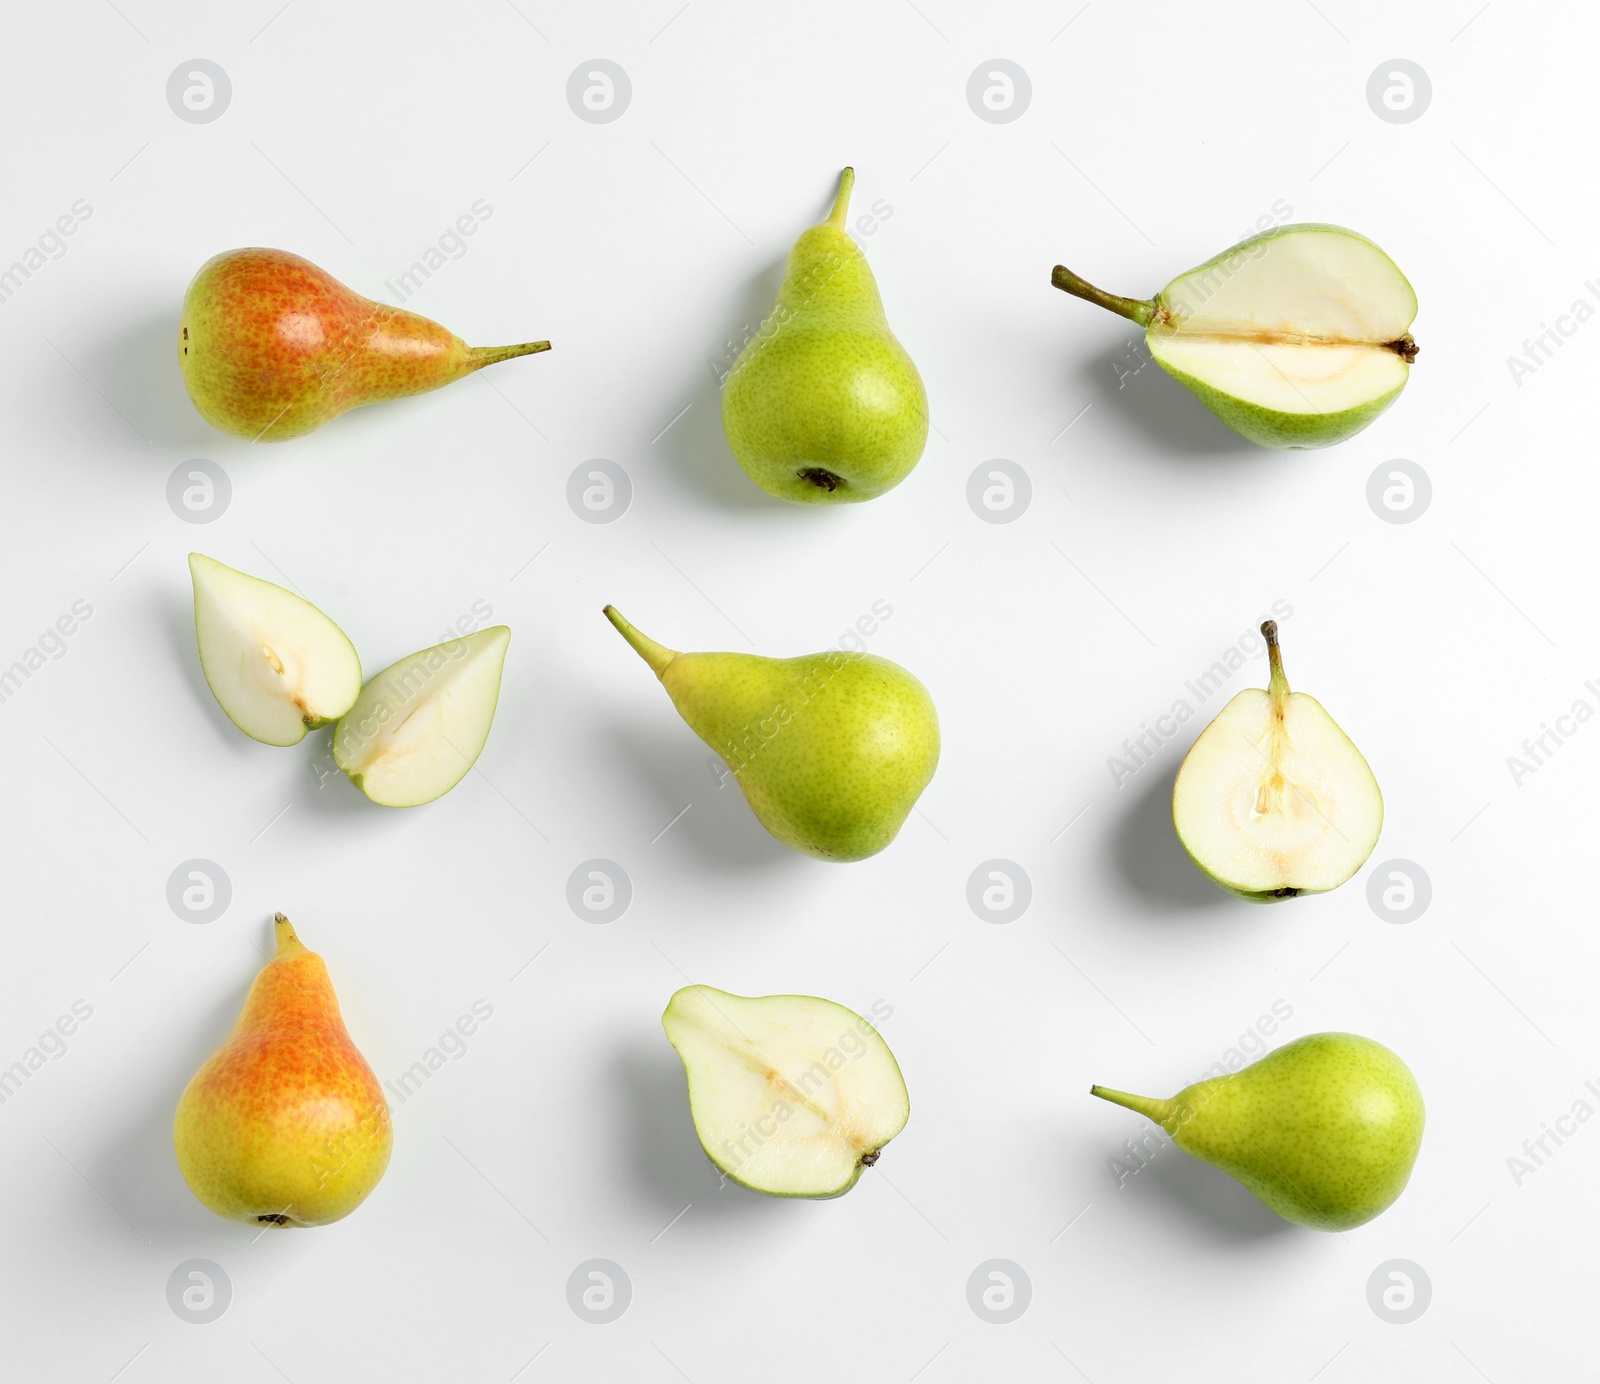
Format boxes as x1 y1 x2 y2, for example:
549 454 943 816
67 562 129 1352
174 914 391 1227
179 248 550 441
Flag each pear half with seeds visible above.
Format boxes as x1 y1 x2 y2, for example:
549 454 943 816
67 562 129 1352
1052 224 1418 448
189 553 362 746
663 985 909 1198
333 627 509 807
1173 621 1382 900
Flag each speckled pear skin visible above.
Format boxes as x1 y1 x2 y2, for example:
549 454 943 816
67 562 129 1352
605 607 939 861
174 915 391 1227
721 169 928 503
179 248 549 441
1093 1033 1423 1230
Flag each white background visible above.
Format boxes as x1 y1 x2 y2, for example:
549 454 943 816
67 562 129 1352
0 1 1592 1379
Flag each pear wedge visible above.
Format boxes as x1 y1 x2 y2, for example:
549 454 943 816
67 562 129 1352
333 627 510 807
189 553 362 746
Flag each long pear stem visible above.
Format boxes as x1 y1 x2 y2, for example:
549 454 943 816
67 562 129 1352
603 606 678 679
827 167 855 227
1050 266 1155 326
1262 619 1289 701
465 341 552 370
1089 1085 1176 1132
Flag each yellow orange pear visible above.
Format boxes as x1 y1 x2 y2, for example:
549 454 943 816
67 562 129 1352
174 914 391 1227
179 248 550 441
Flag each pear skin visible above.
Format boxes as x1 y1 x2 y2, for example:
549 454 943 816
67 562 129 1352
604 607 939 861
721 169 928 502
179 248 550 441
1092 1033 1424 1230
174 915 391 1227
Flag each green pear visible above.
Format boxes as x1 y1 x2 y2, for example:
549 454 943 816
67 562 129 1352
174 914 391 1227
189 553 362 746
333 627 510 807
1092 1032 1424 1230
603 607 938 861
721 168 928 502
1051 224 1418 448
1173 620 1382 900
180 248 550 441
662 985 909 1198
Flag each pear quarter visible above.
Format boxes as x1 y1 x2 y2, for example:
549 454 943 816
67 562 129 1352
190 554 362 746
334 627 510 807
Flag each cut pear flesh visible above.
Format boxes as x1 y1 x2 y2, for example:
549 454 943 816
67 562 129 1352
663 985 909 1198
1173 622 1381 899
333 627 509 807
1146 337 1409 419
1053 224 1418 449
189 553 362 746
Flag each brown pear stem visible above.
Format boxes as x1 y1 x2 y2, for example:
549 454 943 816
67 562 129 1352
1262 620 1289 701
1050 265 1155 326
465 340 552 371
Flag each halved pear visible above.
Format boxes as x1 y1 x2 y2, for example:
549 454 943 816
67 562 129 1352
1172 621 1382 900
333 627 509 807
189 553 362 746
662 985 909 1198
1052 224 1418 448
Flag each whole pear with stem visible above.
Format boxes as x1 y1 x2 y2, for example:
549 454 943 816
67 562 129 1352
604 606 938 860
722 168 928 502
174 914 391 1227
1091 1032 1424 1230
180 248 550 441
